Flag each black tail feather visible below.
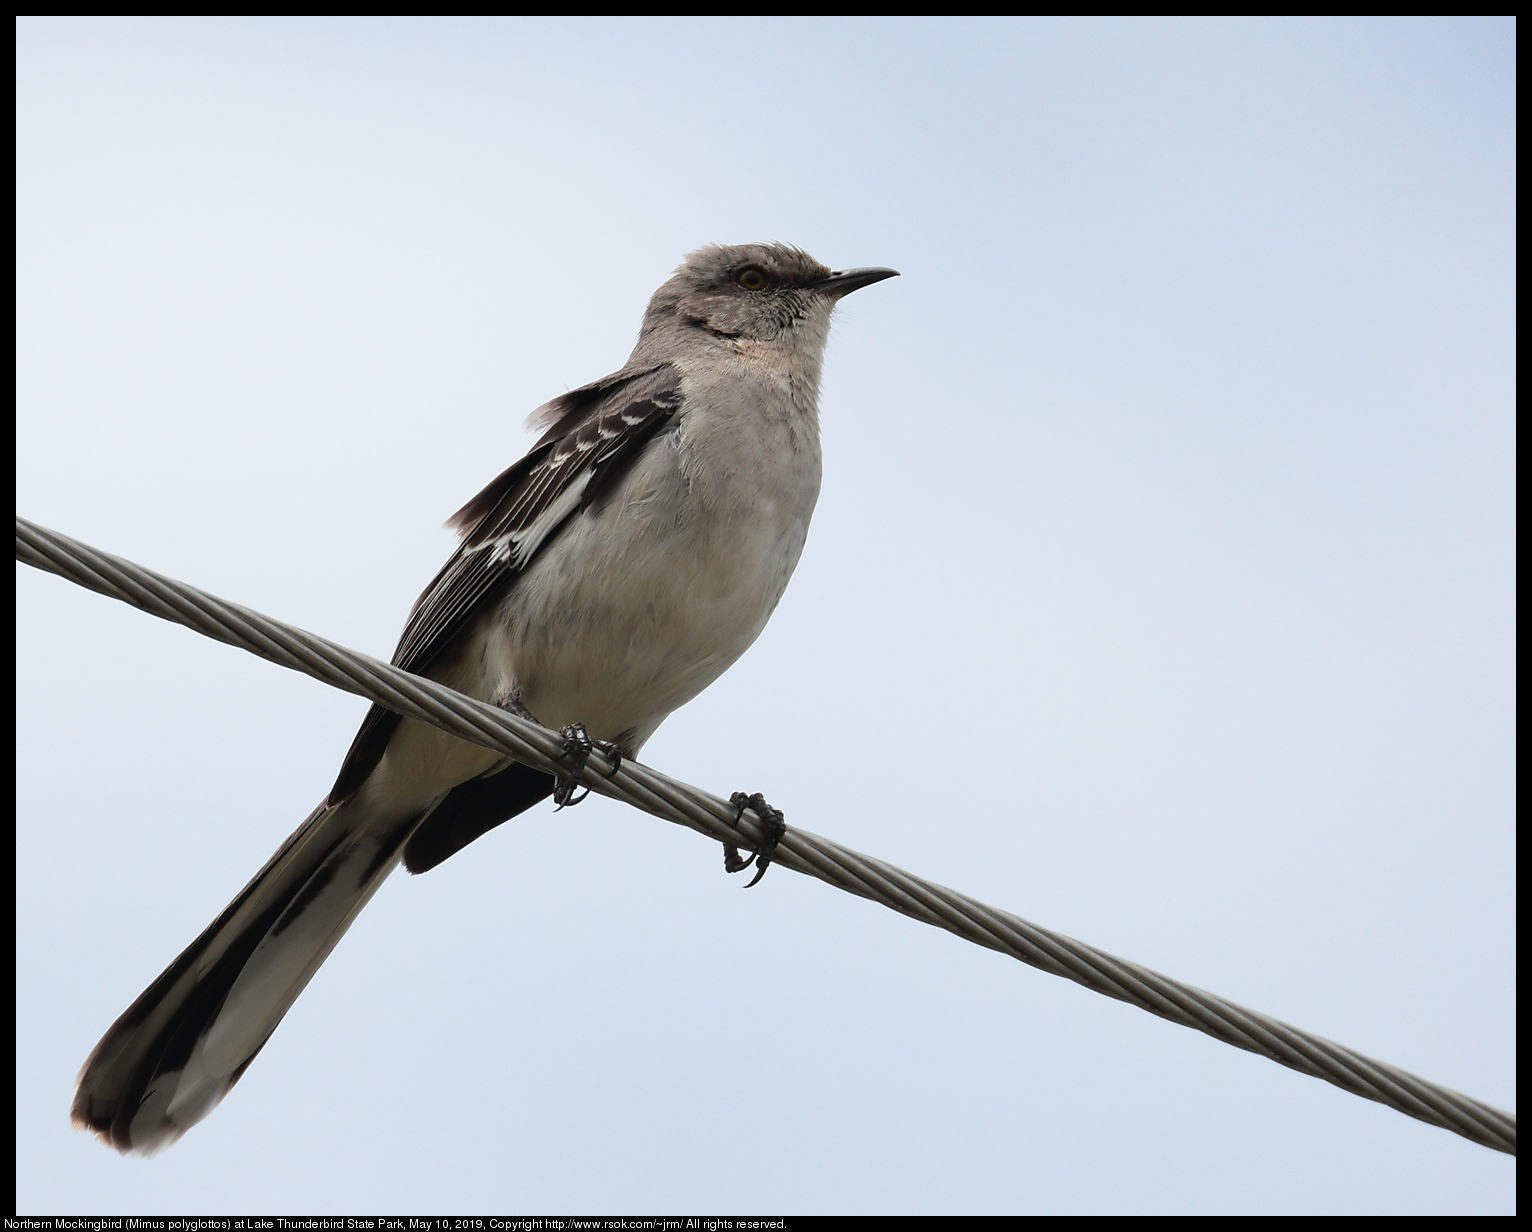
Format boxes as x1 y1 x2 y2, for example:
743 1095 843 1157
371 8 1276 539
403 762 555 873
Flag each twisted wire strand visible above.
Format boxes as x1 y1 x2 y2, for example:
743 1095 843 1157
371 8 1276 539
15 515 1515 1156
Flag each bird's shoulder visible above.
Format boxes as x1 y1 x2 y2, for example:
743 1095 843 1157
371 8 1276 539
326 361 685 805
399 361 686 671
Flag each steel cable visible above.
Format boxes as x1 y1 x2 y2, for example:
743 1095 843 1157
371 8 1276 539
16 514 1515 1155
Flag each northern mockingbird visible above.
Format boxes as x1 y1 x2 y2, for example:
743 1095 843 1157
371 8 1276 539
71 243 898 1153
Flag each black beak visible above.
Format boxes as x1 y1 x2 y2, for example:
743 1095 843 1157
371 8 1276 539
813 266 900 299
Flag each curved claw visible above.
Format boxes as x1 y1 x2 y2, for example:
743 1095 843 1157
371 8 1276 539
726 791 786 888
552 780 591 810
553 723 623 810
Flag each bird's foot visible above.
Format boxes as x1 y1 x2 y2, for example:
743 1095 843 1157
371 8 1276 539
553 723 623 808
725 791 786 888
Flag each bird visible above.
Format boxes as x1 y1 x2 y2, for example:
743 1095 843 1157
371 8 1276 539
70 242 899 1154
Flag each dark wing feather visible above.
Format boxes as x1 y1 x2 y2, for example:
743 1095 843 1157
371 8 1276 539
327 363 683 805
401 761 556 873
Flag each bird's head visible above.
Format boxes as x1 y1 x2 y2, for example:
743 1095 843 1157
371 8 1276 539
639 243 898 351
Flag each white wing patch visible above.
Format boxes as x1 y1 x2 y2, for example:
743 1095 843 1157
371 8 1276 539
480 466 595 568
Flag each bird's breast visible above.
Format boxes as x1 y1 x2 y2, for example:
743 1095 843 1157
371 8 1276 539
478 388 822 745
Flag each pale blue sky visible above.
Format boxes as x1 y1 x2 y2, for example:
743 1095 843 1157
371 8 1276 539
17 17 1514 1214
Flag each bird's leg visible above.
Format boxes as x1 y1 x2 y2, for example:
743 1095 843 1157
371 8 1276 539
492 691 622 809
553 723 624 809
726 791 787 888
494 690 542 725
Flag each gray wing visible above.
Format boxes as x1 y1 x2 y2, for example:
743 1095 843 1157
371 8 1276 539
327 362 683 803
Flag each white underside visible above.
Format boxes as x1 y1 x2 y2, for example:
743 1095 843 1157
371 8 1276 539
103 348 826 1154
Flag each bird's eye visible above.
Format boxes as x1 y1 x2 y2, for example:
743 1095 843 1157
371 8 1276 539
735 267 768 290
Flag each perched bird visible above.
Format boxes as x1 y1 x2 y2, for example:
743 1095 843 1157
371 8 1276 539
71 242 898 1153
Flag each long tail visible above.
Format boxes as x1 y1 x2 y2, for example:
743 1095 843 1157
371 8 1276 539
71 799 417 1154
